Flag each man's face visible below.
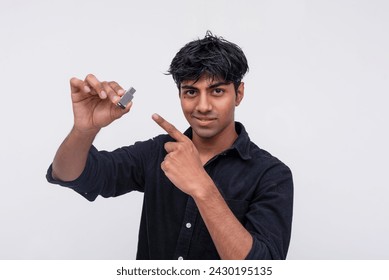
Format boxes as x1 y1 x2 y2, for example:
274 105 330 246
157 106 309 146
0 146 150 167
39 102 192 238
179 75 244 141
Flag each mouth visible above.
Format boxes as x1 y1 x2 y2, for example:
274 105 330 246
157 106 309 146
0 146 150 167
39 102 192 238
192 116 217 125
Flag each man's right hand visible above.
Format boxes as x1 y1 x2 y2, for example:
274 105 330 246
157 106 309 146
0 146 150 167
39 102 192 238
70 74 132 133
51 74 132 181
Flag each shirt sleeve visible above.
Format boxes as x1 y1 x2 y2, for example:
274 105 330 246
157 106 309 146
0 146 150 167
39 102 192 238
46 139 155 201
244 161 294 260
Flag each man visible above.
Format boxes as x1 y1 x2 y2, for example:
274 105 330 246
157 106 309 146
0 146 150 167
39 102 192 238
46 32 293 260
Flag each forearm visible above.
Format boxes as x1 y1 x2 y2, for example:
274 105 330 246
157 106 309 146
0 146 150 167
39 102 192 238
193 183 253 260
51 126 99 181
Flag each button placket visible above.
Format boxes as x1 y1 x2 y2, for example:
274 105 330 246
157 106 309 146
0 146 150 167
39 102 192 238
173 197 197 260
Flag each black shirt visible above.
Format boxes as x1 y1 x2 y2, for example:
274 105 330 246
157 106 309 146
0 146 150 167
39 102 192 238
46 122 293 259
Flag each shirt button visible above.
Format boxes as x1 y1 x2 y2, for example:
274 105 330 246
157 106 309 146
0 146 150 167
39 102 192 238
186 223 192 229
178 256 184 260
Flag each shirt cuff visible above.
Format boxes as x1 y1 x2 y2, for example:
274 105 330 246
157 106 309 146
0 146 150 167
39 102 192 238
245 234 281 260
45 149 100 202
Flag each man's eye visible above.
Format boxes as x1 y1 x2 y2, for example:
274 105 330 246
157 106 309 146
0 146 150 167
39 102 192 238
185 90 197 96
213 88 225 95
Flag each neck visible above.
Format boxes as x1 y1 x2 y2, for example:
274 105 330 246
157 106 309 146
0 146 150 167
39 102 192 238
192 123 238 165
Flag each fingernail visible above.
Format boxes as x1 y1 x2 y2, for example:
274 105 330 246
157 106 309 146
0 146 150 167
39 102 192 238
84 86 90 92
101 91 107 98
118 89 125 95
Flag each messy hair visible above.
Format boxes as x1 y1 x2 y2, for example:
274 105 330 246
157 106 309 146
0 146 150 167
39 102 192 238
167 31 249 91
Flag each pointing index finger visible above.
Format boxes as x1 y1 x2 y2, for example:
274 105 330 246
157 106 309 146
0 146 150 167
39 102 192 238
152 114 187 142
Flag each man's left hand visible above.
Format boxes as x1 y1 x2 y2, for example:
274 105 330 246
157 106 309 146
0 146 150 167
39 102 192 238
152 113 213 197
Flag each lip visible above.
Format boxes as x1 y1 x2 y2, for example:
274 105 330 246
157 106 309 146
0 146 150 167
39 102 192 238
192 116 217 125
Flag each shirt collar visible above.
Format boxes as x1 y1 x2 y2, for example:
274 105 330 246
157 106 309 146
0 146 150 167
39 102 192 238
183 122 252 161
232 122 252 160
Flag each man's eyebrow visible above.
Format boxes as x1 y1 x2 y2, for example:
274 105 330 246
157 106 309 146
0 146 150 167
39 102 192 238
208 81 231 89
180 85 198 90
180 81 231 90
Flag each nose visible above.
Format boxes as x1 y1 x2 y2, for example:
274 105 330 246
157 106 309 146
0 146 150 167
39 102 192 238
195 93 212 113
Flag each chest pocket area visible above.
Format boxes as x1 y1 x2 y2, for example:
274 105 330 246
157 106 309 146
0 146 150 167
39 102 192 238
225 199 250 222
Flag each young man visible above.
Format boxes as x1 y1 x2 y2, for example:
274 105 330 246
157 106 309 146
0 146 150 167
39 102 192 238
46 33 293 260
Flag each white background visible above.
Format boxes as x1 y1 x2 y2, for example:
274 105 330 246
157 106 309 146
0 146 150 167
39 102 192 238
0 0 388 259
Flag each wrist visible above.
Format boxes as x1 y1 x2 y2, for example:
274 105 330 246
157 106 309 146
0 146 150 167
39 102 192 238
191 177 220 202
71 126 100 138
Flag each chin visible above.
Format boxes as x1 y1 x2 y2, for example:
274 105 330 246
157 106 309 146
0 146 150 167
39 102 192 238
191 125 220 139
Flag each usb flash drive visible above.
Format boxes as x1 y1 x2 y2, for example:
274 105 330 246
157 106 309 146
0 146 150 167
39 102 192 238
117 87 136 109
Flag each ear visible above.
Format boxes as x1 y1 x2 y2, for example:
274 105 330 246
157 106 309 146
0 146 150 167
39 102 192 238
235 82 245 106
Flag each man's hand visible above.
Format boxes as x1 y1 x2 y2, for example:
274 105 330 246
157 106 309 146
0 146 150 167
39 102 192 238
152 113 213 197
71 74 132 133
51 74 132 181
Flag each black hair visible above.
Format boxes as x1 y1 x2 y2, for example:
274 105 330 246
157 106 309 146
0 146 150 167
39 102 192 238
167 31 249 91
